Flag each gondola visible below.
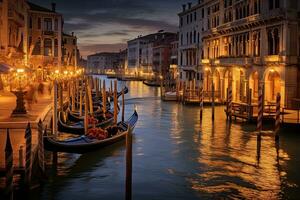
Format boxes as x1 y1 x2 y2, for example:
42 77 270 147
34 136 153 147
57 108 116 135
68 103 111 122
67 102 118 122
44 111 138 153
91 86 128 101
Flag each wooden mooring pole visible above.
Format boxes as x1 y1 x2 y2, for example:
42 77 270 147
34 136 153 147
84 82 89 134
228 85 232 122
25 123 32 186
102 80 107 117
199 82 203 122
114 80 118 125
125 126 133 200
275 93 281 142
122 89 125 122
38 120 45 173
5 129 13 200
256 82 264 150
53 80 58 137
212 82 215 121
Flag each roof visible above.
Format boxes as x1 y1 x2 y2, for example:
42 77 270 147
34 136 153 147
87 52 120 58
27 2 56 13
128 32 177 43
63 33 76 38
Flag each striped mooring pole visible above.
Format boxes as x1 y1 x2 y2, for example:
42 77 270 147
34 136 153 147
38 119 45 173
199 82 203 122
256 82 264 145
25 123 32 186
275 93 281 142
257 83 264 133
212 82 215 121
5 129 13 200
228 84 233 121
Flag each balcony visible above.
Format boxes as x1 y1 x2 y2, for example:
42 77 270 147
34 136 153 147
43 30 56 36
180 65 197 71
263 55 298 65
214 57 253 66
179 43 198 50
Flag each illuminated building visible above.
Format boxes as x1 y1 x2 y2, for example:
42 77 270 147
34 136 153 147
127 31 177 79
179 0 300 107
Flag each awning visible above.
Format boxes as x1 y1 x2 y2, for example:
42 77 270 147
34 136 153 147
0 63 13 74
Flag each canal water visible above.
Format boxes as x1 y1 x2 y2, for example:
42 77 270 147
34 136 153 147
38 77 300 200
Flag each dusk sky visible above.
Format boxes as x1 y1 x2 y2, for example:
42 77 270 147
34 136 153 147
30 0 190 58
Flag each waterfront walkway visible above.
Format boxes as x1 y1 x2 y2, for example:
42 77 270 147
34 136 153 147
0 83 53 168
0 85 52 129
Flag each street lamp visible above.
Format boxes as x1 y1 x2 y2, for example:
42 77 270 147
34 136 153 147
11 68 27 116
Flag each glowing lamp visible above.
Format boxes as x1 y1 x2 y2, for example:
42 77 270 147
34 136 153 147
17 68 25 73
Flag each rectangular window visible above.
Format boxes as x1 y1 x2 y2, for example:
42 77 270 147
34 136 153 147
202 8 204 18
194 12 197 21
38 18 41 29
269 0 273 10
54 19 58 31
44 18 52 31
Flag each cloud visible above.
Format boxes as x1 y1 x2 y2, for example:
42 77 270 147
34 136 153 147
78 43 127 57
30 0 190 57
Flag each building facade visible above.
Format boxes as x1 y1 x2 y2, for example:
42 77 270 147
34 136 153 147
0 1 79 85
179 0 300 108
87 52 120 74
26 2 62 72
62 32 79 68
0 0 28 67
127 31 177 79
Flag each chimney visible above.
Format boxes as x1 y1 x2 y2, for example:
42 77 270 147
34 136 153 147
182 4 186 12
198 0 201 4
51 3 56 12
188 2 192 9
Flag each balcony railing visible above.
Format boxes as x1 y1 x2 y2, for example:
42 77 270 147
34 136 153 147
214 57 253 66
43 30 55 36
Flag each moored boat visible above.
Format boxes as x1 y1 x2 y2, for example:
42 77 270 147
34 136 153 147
44 111 138 153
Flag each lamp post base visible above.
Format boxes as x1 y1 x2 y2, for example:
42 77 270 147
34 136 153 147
11 90 27 116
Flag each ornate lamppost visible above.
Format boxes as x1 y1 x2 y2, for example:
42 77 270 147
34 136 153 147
11 68 27 116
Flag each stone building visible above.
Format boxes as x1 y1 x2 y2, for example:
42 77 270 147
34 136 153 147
26 2 62 72
87 52 120 74
62 32 79 68
0 0 28 67
179 0 300 108
127 31 177 78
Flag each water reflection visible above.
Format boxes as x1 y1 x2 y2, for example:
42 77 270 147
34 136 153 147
39 77 299 200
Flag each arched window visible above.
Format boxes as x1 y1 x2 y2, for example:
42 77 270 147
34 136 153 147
54 39 58 57
29 17 33 29
44 38 52 56
32 38 41 55
186 33 189 45
274 28 279 54
268 30 273 55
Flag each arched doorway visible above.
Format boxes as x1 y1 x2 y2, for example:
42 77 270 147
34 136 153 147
203 68 211 93
265 69 281 103
224 69 232 100
249 71 259 102
213 69 221 99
